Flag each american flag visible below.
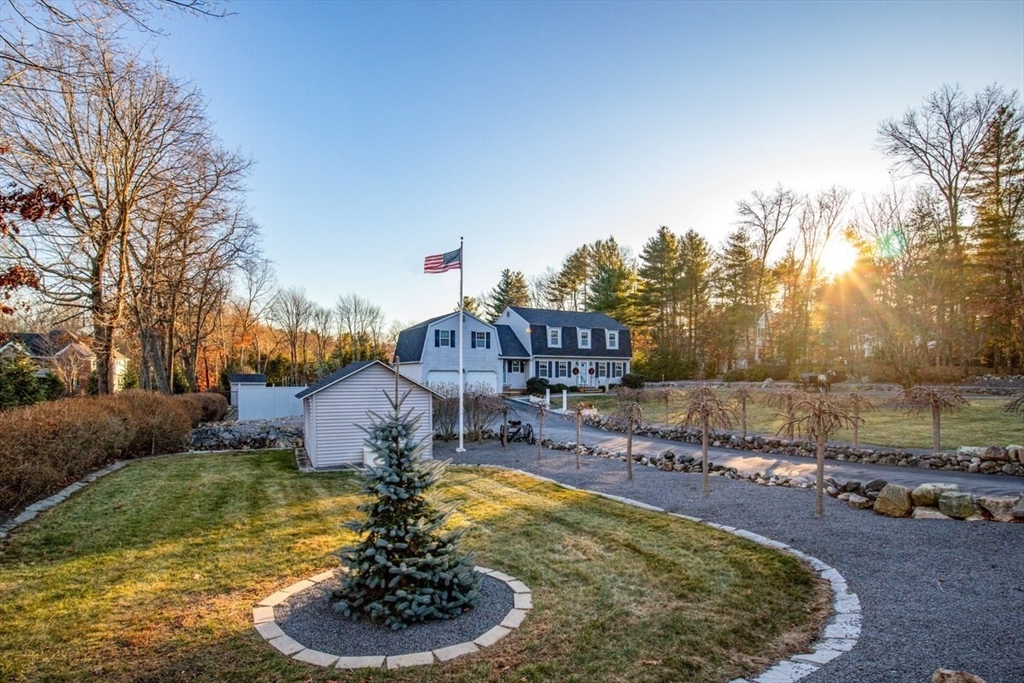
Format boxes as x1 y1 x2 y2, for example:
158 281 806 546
424 247 462 274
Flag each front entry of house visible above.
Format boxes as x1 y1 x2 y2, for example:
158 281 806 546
573 360 598 388
503 359 527 391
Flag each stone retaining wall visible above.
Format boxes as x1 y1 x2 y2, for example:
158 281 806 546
190 418 304 451
583 418 1024 477
541 438 1024 524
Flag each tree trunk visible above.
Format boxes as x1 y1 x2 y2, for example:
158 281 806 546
741 397 748 437
626 422 633 480
701 421 710 496
852 403 860 448
575 416 581 470
932 405 941 455
815 432 826 518
537 409 545 461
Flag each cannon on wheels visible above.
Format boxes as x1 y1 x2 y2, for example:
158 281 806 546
500 420 536 446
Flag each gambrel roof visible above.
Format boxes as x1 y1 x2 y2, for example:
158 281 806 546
507 307 628 331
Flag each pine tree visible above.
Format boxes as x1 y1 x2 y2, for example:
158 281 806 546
485 269 530 321
332 387 481 629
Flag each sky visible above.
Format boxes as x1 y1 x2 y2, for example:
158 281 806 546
138 0 1024 324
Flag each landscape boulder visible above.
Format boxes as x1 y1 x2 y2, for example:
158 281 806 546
976 496 1020 523
873 483 914 518
911 483 960 507
912 507 951 520
847 493 873 510
931 669 986 683
937 491 977 520
980 445 1008 461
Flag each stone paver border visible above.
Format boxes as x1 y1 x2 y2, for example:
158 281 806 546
474 465 861 683
253 566 532 669
0 461 129 540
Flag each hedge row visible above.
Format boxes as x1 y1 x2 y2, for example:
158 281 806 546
0 390 227 513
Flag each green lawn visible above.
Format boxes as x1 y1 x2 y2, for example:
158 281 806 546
0 451 825 683
577 390 1024 450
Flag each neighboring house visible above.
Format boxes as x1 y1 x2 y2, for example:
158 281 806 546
394 306 633 392
0 331 129 393
296 360 438 469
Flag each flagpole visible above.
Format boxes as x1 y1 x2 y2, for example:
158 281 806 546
456 236 465 453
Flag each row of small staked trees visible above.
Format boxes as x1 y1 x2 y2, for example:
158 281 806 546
482 84 1024 382
0 1 257 394
601 384 988 518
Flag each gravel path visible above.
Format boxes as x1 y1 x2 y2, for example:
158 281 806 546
442 440 1024 683
274 574 513 657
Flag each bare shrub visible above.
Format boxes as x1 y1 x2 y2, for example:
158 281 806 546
174 392 228 425
464 383 504 442
0 391 192 512
430 382 459 441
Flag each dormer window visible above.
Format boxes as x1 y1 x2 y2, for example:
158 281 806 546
578 328 591 349
548 327 561 348
607 330 619 350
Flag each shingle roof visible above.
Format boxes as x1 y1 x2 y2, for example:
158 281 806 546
508 307 628 331
229 373 266 384
295 360 441 400
495 325 530 358
1 331 78 356
393 312 459 363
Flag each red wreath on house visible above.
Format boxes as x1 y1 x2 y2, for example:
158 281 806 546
572 367 579 375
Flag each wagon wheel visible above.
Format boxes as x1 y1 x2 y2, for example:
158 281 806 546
523 424 535 445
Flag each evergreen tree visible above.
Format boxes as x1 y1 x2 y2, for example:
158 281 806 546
678 230 714 369
714 228 757 367
485 269 530 321
332 387 480 629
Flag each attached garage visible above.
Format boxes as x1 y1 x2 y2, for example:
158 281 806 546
425 370 498 393
465 371 498 392
297 360 438 469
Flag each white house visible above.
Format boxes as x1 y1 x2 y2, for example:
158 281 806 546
0 330 129 393
295 360 437 469
394 306 633 392
496 307 633 390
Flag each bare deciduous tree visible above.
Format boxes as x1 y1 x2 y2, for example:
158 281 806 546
269 287 314 385
898 386 969 456
779 394 862 517
678 384 736 496
845 391 875 448
565 400 594 469
606 388 648 480
728 385 757 437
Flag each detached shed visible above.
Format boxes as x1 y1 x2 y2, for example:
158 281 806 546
295 360 437 469
229 373 266 406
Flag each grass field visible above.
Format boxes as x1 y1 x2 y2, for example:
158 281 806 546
574 390 1024 450
0 451 825 683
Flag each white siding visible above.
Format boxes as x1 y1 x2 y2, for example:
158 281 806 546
420 315 500 390
307 364 433 469
498 308 533 354
398 363 423 383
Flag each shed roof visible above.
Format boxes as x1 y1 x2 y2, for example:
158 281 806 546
295 360 440 400
229 373 267 384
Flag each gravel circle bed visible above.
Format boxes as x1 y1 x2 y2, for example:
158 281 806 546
274 573 514 657
442 440 1024 683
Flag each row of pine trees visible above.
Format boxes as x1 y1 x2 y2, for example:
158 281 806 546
474 85 1024 385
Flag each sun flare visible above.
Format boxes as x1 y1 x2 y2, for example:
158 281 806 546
820 236 859 277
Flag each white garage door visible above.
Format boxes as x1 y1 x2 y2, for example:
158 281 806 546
465 371 498 392
426 371 460 391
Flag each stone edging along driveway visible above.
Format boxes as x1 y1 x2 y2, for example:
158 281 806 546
253 465 861 682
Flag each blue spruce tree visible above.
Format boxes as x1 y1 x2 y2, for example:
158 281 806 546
332 386 481 629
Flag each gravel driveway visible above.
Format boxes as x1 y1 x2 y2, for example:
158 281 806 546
442 440 1024 683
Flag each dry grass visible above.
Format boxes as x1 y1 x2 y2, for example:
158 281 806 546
0 451 826 683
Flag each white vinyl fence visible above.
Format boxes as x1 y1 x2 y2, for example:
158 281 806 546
237 384 306 420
